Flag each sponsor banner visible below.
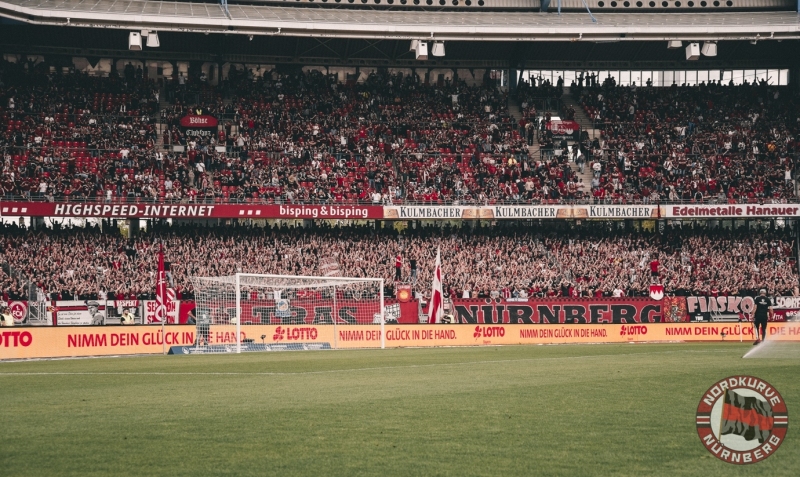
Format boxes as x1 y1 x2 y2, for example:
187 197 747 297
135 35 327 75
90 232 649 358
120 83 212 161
0 326 196 359
0 202 383 220
49 300 107 326
774 296 800 309
686 296 786 322
450 298 670 324
662 205 800 218
7 202 800 220
284 322 800 347
383 205 659 220
4 322 800 359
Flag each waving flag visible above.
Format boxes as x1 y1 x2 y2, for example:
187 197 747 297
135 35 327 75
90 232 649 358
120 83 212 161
426 248 443 324
155 243 167 323
721 389 773 443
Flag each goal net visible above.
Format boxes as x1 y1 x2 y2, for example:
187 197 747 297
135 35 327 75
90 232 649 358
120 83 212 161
189 274 385 353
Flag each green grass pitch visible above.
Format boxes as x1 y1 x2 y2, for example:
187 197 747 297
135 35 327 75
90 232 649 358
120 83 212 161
1 343 798 476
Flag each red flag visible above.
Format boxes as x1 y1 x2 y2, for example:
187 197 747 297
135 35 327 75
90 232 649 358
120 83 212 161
427 248 443 324
155 243 167 323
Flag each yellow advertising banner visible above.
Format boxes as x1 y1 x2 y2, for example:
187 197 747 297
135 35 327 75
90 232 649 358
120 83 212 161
2 322 800 360
0 326 195 360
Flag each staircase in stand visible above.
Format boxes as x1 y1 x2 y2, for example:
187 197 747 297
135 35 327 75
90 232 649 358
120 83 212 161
561 88 599 140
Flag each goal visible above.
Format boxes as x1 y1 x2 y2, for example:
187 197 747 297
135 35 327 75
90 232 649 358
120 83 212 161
190 274 385 352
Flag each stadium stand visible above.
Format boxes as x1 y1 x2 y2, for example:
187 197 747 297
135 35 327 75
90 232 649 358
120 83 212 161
4 62 795 206
577 81 799 202
1 222 797 302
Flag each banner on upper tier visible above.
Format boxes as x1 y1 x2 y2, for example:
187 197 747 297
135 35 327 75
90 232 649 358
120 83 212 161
179 109 219 138
382 205 659 220
4 323 800 359
0 202 384 220
4 202 800 219
660 204 800 218
546 120 582 140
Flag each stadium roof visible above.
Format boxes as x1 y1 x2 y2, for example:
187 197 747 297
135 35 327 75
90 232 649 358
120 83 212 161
0 1 799 41
1 25 796 69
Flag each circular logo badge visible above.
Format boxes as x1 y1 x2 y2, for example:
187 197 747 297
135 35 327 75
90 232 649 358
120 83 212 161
9 301 28 324
696 376 788 464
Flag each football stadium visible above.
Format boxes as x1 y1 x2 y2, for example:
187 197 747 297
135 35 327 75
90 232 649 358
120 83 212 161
1 0 800 475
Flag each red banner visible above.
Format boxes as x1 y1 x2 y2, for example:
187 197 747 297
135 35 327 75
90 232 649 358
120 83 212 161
451 298 670 324
0 202 384 220
179 115 218 128
198 299 389 325
546 120 580 136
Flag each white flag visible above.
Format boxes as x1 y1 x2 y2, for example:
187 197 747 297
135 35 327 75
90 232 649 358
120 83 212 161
427 248 444 324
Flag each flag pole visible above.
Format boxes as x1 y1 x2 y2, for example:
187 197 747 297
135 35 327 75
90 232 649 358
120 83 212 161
738 316 742 343
159 242 166 355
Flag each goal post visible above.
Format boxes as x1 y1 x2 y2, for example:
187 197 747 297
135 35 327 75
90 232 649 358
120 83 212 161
189 273 385 353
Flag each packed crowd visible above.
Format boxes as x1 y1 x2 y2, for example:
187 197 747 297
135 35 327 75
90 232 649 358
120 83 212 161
577 80 800 203
1 62 539 204
3 59 799 205
1 60 162 201
1 222 796 302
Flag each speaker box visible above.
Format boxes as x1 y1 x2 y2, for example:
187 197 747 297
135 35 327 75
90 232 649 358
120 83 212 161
685 42 700 61
415 41 428 60
129 32 142 51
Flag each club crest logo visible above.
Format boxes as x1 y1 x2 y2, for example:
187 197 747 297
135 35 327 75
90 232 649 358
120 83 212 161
696 376 788 464
663 296 688 322
649 284 664 300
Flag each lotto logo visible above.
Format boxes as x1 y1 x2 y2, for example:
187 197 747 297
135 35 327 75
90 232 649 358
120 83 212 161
0 331 33 347
620 325 648 336
473 326 505 339
273 326 318 342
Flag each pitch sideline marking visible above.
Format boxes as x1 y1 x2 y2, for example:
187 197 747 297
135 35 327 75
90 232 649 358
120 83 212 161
0 349 731 377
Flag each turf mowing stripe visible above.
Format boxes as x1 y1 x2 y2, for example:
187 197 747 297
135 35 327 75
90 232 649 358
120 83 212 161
0 348 733 377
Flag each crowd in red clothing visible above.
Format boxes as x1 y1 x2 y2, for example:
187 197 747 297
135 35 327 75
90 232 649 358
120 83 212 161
2 222 796 302
578 80 799 203
2 60 799 206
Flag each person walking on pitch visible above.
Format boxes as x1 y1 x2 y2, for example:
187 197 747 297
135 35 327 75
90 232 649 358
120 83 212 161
752 288 773 345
